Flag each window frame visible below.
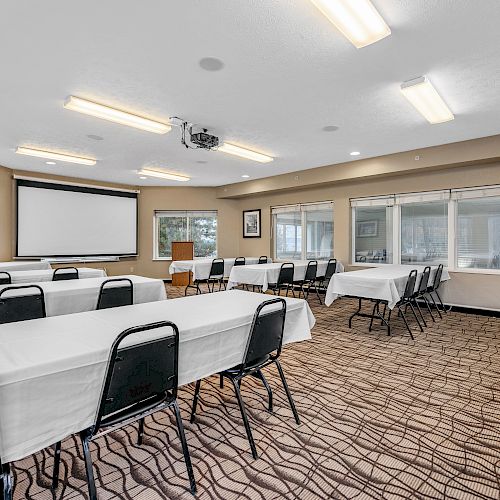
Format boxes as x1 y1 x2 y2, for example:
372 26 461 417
153 210 218 260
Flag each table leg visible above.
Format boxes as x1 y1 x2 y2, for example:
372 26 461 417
1 461 13 500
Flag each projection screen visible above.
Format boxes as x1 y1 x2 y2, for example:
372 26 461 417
16 179 138 257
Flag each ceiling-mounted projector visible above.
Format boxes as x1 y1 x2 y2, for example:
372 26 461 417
169 116 219 151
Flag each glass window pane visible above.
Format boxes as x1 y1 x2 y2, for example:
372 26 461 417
354 206 393 263
457 197 500 269
157 216 187 258
274 212 302 260
401 201 448 266
305 210 333 259
189 215 217 258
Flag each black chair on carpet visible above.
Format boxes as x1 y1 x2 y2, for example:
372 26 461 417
0 272 11 285
0 285 46 324
426 264 447 318
190 298 300 459
96 278 133 310
52 267 79 281
185 258 225 295
316 258 337 291
295 260 322 303
411 266 435 326
52 321 196 498
267 263 295 297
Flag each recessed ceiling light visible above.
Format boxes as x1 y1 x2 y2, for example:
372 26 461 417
64 96 171 134
199 57 225 71
139 176 147 180
310 0 391 48
45 161 56 165
400 76 454 124
219 143 273 163
138 168 190 182
241 174 250 178
87 134 104 141
350 151 361 156
16 147 96 165
322 125 339 132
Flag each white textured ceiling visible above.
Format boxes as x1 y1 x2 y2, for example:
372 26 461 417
1 0 500 187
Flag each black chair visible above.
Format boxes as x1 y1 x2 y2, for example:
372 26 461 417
0 272 11 285
258 256 268 264
267 263 295 297
96 278 133 310
234 257 246 266
0 285 46 324
295 261 322 303
185 259 225 295
426 264 447 318
190 298 300 459
411 266 435 326
53 267 79 281
317 258 337 291
52 321 196 498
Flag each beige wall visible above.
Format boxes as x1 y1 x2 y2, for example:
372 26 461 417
0 166 12 261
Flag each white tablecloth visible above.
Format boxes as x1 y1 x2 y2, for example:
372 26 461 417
6 267 106 284
169 257 272 281
325 265 450 309
227 260 345 292
0 261 51 273
0 290 314 463
0 275 166 317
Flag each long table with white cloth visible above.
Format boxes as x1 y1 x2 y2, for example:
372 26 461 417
169 257 271 281
325 264 450 308
0 275 166 317
0 261 51 272
6 267 106 284
0 290 314 464
227 260 344 291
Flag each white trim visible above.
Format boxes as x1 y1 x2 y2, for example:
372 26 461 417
13 174 139 194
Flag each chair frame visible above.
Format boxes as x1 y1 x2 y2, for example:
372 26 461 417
234 257 246 266
0 272 11 285
52 321 196 498
52 267 79 281
258 256 268 264
184 258 225 295
96 278 134 310
267 263 295 297
410 266 435 326
295 260 322 303
0 284 46 324
425 264 448 317
317 258 337 291
190 298 300 459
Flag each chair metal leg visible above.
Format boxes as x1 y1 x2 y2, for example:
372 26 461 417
414 299 428 327
230 377 258 459
408 302 423 333
314 282 322 304
398 305 415 340
138 417 145 445
428 292 443 319
190 380 202 423
422 296 436 322
80 430 97 500
51 441 62 490
1 461 13 500
435 290 448 312
172 401 197 495
368 301 378 332
275 360 300 425
252 370 273 412
220 373 224 388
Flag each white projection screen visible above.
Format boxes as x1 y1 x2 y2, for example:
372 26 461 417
16 180 138 257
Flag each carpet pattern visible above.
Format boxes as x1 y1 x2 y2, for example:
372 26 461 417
8 285 500 499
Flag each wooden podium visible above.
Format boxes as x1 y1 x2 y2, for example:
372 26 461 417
171 241 194 286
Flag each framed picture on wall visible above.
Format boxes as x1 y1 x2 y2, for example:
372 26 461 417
356 220 378 237
243 209 261 238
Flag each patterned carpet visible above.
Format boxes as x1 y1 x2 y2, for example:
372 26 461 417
8 285 500 499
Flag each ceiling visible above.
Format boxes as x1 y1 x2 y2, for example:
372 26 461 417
1 1 500 187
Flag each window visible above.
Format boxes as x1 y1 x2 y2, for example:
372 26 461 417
154 211 217 259
272 202 334 261
456 191 500 270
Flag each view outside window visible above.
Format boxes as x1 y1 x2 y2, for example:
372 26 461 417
156 211 217 258
274 211 302 260
457 197 500 269
354 206 393 263
305 209 333 259
401 201 448 266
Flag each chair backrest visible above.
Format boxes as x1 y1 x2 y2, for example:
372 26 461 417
53 267 79 281
0 285 46 324
432 264 444 290
234 257 246 266
324 259 337 280
242 298 286 369
0 272 11 285
258 256 268 264
417 266 431 294
97 278 134 310
304 261 318 281
277 263 294 285
95 321 179 431
209 259 224 278
402 270 418 299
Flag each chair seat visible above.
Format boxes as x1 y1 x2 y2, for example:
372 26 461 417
222 355 270 375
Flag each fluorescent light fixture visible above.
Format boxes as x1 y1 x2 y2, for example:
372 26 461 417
138 168 190 182
219 143 273 163
400 77 454 124
45 161 56 165
310 0 391 48
350 151 361 156
64 96 171 134
16 147 96 165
